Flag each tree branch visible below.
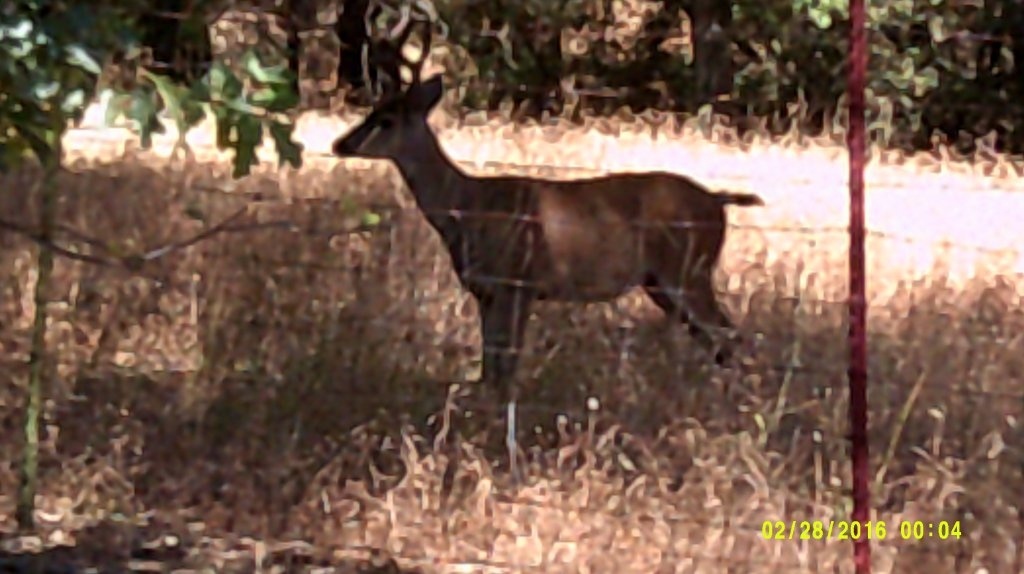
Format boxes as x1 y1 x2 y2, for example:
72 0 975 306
0 206 248 270
0 218 115 267
133 207 248 265
0 205 383 272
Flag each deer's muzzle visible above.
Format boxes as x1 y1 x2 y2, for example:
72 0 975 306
332 136 359 157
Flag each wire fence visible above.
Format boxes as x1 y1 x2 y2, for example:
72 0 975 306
2 156 1020 571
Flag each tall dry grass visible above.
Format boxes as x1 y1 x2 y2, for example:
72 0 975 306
0 109 1022 573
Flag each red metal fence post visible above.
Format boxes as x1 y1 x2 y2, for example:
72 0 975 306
846 0 872 572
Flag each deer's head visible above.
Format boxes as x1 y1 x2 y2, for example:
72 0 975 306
332 11 443 163
332 74 444 160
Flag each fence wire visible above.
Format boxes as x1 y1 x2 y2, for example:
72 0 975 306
2 146 1020 572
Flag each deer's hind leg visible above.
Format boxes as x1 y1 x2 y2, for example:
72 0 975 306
643 274 710 345
643 266 737 365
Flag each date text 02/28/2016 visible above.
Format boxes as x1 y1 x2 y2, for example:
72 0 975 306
761 520 962 541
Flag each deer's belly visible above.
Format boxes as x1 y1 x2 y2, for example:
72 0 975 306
536 259 644 301
532 235 643 300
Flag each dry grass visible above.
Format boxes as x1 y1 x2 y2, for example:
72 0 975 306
0 107 1022 573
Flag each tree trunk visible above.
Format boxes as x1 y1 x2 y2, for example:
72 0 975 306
335 0 373 92
691 0 733 103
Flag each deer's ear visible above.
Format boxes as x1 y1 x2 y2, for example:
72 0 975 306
412 75 444 111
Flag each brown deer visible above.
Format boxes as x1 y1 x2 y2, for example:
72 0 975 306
331 17 764 478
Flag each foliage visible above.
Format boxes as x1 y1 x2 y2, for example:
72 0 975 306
8 0 1021 167
0 0 303 178
0 0 303 531
434 0 697 116
0 2 121 168
419 0 1024 153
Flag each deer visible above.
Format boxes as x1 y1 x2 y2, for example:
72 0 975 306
331 14 765 480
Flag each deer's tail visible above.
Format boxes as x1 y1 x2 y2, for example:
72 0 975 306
715 190 765 207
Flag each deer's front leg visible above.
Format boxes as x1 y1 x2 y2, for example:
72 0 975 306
478 288 532 396
478 287 532 480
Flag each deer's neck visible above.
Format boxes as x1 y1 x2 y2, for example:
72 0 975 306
392 133 468 217
390 132 471 261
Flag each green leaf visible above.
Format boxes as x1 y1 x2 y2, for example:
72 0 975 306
141 69 204 134
213 107 233 150
0 3 138 172
242 51 293 86
189 78 212 102
269 122 303 169
2 19 34 41
182 98 206 128
207 64 228 93
64 44 102 74
205 62 243 101
222 96 261 116
104 92 133 126
232 115 263 178
142 70 181 108
32 81 60 101
127 88 162 148
251 85 300 113
60 89 86 114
